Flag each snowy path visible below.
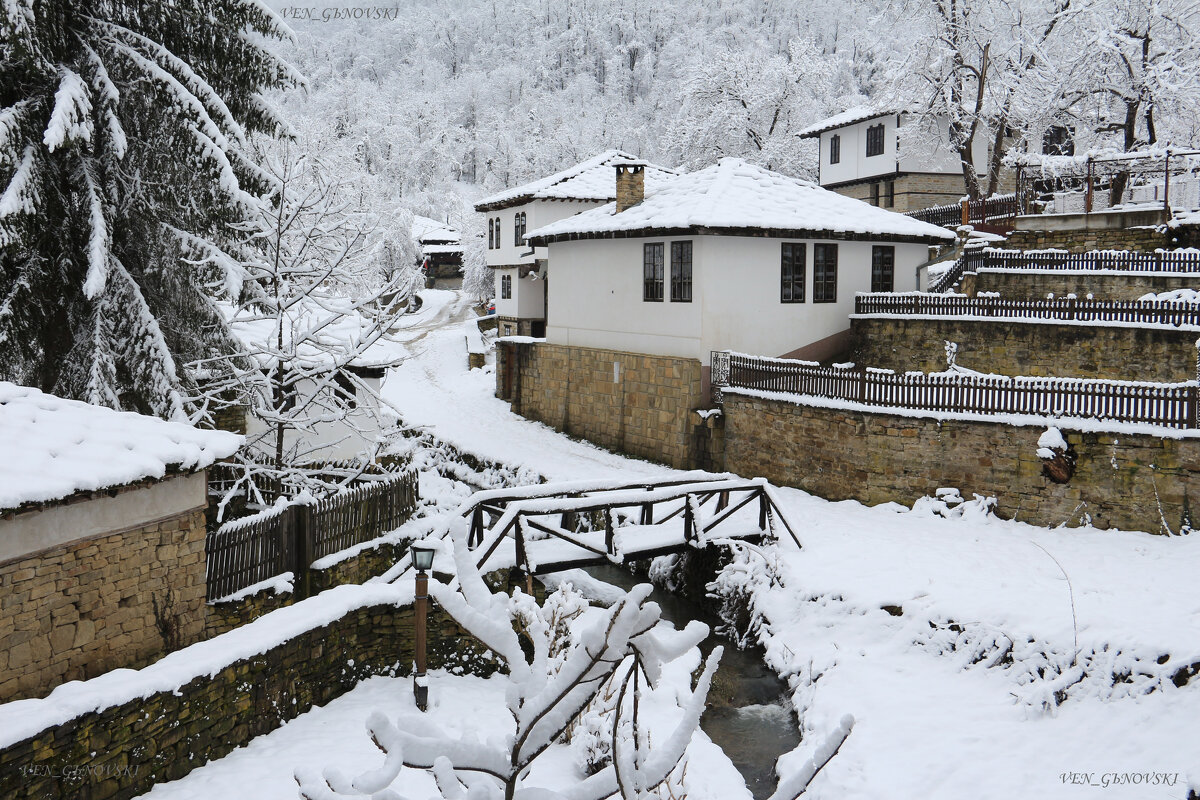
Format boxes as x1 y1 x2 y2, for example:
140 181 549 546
377 290 674 483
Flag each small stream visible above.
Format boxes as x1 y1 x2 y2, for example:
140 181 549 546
580 564 801 800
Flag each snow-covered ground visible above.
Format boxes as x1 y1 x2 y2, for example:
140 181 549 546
136 289 1200 798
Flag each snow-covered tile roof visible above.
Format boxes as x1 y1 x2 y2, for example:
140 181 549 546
0 383 242 511
422 243 464 255
474 150 679 211
797 106 893 138
412 214 460 244
525 158 956 243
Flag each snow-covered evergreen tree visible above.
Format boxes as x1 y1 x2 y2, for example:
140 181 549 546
0 0 299 417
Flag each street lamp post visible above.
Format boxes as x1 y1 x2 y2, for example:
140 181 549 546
410 543 436 712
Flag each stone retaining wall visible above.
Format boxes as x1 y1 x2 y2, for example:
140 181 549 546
0 508 208 704
724 392 1200 533
850 317 1198 382
1005 226 1169 253
967 270 1200 301
497 341 706 468
0 597 491 800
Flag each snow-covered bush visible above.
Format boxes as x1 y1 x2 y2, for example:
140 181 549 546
297 526 721 800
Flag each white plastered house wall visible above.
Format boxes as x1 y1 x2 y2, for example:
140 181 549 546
242 371 386 464
543 235 928 366
815 113 989 187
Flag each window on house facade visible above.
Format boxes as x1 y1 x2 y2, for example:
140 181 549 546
813 243 837 302
670 241 692 302
883 179 895 208
500 274 512 299
643 243 664 302
780 243 805 303
514 212 526 247
488 218 494 249
493 217 501 248
334 372 358 410
866 123 885 157
829 134 841 165
871 246 895 293
870 182 880 206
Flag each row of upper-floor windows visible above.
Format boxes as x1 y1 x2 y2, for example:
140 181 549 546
487 213 530 250
641 242 894 304
828 124 887 164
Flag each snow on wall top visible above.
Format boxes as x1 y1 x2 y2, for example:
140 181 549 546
0 383 242 511
473 150 679 211
525 158 956 243
797 106 893 138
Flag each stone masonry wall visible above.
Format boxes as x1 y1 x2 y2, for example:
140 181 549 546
0 599 491 800
1004 226 1169 253
968 270 1200 301
724 392 1200 533
851 317 1198 382
0 508 208 704
497 341 705 468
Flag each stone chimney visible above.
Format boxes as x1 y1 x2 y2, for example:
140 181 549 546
615 164 645 212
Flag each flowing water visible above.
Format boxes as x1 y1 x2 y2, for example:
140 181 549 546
581 564 801 800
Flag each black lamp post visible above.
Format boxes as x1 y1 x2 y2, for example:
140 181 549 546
410 543 436 711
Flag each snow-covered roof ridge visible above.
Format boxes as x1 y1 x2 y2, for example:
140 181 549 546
797 106 894 138
0 383 242 511
412 214 460 244
525 158 955 243
474 150 679 211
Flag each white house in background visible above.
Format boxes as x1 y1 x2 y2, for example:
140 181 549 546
474 150 678 337
525 158 954 377
224 298 396 465
798 108 1006 212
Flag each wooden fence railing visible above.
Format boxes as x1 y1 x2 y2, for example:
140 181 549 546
907 193 1020 228
206 470 419 601
855 293 1200 327
715 353 1199 429
963 248 1200 274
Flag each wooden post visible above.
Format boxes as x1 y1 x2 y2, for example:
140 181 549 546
605 507 615 557
960 197 969 226
470 506 483 548
683 495 695 543
1164 151 1172 215
758 490 769 532
414 567 429 711
293 503 312 600
1085 158 1094 213
716 490 729 512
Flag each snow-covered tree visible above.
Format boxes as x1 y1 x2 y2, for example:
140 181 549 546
191 143 410 503
0 0 299 417
296 527 722 800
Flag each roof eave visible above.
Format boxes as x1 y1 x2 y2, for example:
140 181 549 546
529 225 952 246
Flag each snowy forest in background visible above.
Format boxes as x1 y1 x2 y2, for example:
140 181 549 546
271 0 1200 232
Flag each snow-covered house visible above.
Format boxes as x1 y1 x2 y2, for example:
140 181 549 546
412 214 462 279
798 108 1004 212
0 383 240 701
526 158 955 371
474 150 677 337
223 298 396 466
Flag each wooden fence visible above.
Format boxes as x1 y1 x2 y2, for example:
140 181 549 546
906 193 1020 228
855 293 1200 327
963 248 1200 274
206 470 419 601
717 353 1198 429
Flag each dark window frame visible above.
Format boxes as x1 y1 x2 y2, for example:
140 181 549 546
643 243 664 302
866 123 885 157
493 217 501 249
829 134 841 165
333 372 358 410
500 273 512 299
488 218 494 249
514 212 526 246
870 182 881 206
813 243 838 303
871 245 895 293
780 243 806 303
670 241 692 302
883 179 895 208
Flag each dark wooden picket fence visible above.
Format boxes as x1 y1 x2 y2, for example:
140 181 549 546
715 352 1198 429
855 293 1200 327
907 193 1020 228
963 248 1200 274
206 470 419 601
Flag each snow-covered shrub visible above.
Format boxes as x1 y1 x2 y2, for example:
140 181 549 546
297 525 721 800
910 488 997 520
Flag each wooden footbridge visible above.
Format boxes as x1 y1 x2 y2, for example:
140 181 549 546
438 472 802 576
